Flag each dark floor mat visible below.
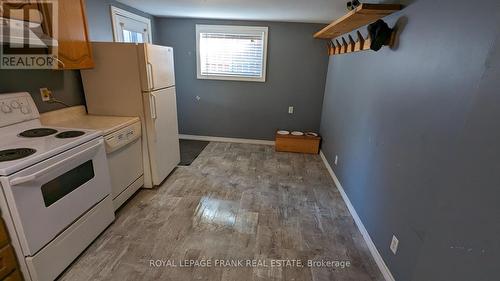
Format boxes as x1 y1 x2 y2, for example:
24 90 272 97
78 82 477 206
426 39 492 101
179 139 210 166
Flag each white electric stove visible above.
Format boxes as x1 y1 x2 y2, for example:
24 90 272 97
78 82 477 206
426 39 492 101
0 92 115 281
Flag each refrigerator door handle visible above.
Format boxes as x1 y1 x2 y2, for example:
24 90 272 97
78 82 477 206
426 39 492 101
147 62 155 90
150 94 157 120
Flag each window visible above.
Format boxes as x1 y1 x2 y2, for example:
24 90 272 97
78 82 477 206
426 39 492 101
111 6 152 43
196 25 268 82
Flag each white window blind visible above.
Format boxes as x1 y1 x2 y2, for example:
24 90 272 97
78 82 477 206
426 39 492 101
196 25 268 82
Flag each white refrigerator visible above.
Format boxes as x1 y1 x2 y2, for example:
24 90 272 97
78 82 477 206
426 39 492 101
81 42 180 188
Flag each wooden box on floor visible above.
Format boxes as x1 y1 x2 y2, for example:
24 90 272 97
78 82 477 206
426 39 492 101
275 132 321 154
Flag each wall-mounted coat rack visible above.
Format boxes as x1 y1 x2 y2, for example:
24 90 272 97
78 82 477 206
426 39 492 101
315 3 402 56
327 31 372 55
326 30 398 56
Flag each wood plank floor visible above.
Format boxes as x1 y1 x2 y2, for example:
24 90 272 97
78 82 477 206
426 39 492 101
59 142 383 281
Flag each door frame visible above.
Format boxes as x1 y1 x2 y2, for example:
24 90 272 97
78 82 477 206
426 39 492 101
110 6 152 43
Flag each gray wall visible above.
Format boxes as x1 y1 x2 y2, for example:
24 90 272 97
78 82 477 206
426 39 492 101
319 0 500 280
0 1 154 113
155 18 329 140
0 70 84 113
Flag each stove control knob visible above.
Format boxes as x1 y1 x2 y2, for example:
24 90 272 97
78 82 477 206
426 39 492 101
10 100 20 109
1 104 12 113
20 106 31 114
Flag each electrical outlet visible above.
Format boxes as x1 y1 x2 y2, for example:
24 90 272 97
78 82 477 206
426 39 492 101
390 235 399 254
40 88 52 102
334 155 339 165
288 106 294 114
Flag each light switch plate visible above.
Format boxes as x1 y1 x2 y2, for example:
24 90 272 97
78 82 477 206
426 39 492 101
288 106 294 114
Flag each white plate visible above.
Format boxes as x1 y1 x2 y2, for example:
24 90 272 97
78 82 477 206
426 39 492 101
277 130 290 135
305 132 318 137
291 131 304 136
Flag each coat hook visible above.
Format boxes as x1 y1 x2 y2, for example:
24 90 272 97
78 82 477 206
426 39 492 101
388 29 397 47
341 37 348 53
348 35 355 52
364 33 372 50
354 31 364 51
335 39 342 55
330 40 336 55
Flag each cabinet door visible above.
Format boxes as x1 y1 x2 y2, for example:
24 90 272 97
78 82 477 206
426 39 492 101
55 0 94 69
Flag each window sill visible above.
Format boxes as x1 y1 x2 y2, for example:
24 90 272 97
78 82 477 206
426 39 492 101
196 74 266 83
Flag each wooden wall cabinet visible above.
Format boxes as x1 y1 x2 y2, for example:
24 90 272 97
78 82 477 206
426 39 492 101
46 0 94 69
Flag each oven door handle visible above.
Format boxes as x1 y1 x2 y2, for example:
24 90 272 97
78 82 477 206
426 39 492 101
9 140 103 186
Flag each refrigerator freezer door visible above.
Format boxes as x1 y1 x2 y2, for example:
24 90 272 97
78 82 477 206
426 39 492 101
140 44 175 91
143 87 180 185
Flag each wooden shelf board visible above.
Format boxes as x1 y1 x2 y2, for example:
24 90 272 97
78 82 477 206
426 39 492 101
314 4 402 39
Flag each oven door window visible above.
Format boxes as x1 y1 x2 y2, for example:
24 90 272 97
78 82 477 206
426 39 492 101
41 160 95 207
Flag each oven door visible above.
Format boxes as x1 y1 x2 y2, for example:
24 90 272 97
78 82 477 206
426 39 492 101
1 138 112 256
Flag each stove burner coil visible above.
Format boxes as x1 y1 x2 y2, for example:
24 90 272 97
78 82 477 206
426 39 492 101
55 131 85 139
0 148 36 162
19 128 58 138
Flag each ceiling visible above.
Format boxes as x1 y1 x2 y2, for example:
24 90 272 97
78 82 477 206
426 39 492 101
116 0 375 24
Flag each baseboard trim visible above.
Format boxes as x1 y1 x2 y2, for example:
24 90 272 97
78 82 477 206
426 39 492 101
179 134 275 146
320 150 395 281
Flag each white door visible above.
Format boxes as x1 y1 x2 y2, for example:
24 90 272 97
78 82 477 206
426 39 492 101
145 44 176 90
143 87 180 185
111 7 151 43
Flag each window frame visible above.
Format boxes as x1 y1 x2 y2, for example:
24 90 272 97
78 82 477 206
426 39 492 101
195 24 269 83
110 6 152 43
